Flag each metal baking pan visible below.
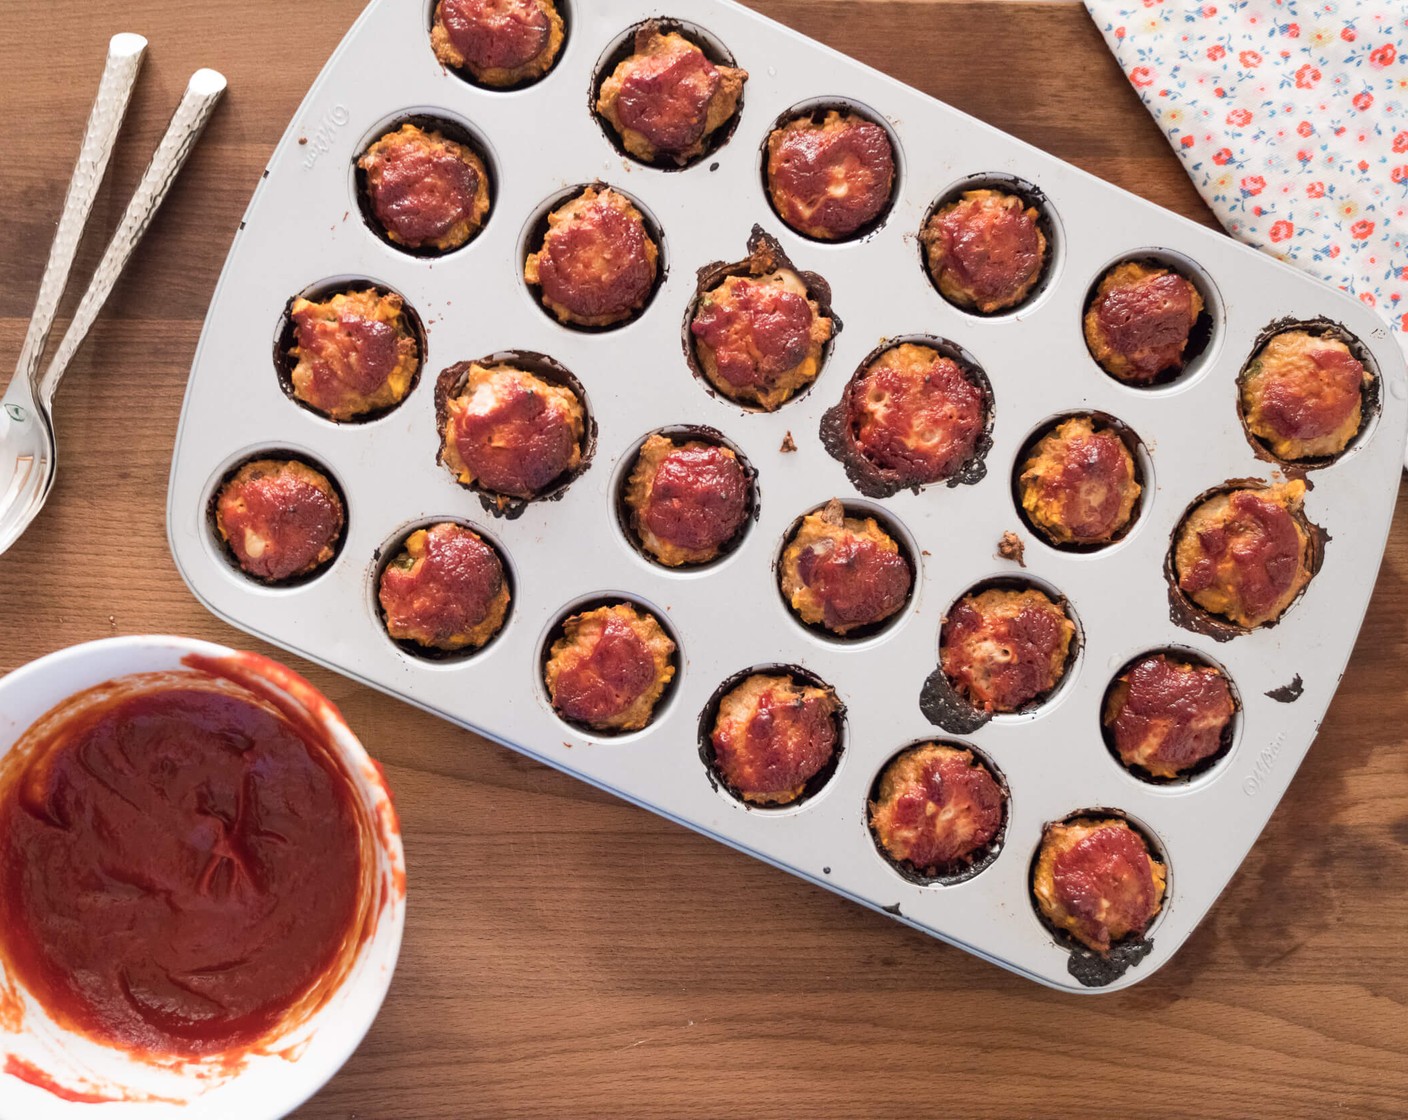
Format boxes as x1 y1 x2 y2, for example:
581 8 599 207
166 0 1408 991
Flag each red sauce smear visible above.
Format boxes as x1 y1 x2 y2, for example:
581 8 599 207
5 1055 125 1103
934 195 1043 307
1051 826 1160 951
1094 272 1197 380
642 444 749 552
691 279 815 390
1110 656 1234 772
769 119 894 237
1258 345 1364 439
367 140 479 245
536 198 654 319
795 534 912 631
850 356 985 483
882 753 1003 868
0 683 364 1059
379 524 505 643
1180 491 1304 619
440 0 550 70
713 686 836 797
942 598 1067 711
552 615 657 724
616 41 720 152
452 378 578 497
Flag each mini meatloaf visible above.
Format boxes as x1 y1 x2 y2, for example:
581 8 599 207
765 110 895 240
378 523 510 652
1084 262 1205 383
1173 481 1312 629
441 362 586 502
287 288 419 420
1033 817 1167 953
544 603 676 732
430 0 564 87
1018 416 1140 546
524 187 659 328
215 459 344 582
691 271 832 410
624 434 750 566
358 123 490 252
920 189 1047 314
1104 655 1235 779
709 673 840 804
838 342 987 488
597 24 746 165
869 744 1004 876
1240 330 1371 460
780 499 912 636
941 588 1075 712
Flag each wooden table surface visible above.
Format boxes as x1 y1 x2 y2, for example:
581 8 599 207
3 2 1406 1117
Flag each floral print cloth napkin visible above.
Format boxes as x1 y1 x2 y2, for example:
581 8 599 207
1085 0 1408 453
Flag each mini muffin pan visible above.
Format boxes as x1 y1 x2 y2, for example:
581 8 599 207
168 0 1408 992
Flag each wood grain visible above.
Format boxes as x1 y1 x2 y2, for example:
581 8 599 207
1 3 1405 1117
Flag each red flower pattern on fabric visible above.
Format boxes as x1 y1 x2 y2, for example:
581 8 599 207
1088 0 1406 357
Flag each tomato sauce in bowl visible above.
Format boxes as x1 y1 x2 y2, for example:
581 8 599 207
0 638 403 1115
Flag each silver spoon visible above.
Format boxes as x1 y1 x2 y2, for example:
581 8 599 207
0 53 227 556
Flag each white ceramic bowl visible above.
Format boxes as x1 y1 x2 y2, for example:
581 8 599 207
0 636 406 1119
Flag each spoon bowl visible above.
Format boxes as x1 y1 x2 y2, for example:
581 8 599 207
0 385 56 556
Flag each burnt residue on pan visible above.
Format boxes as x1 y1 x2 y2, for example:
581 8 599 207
1029 809 1167 988
272 278 427 425
919 575 1082 730
1164 478 1327 641
433 351 597 520
614 425 759 570
1265 674 1304 703
1235 316 1382 469
696 663 847 809
818 335 993 499
865 740 1009 886
918 665 992 735
1066 937 1156 987
681 225 841 412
